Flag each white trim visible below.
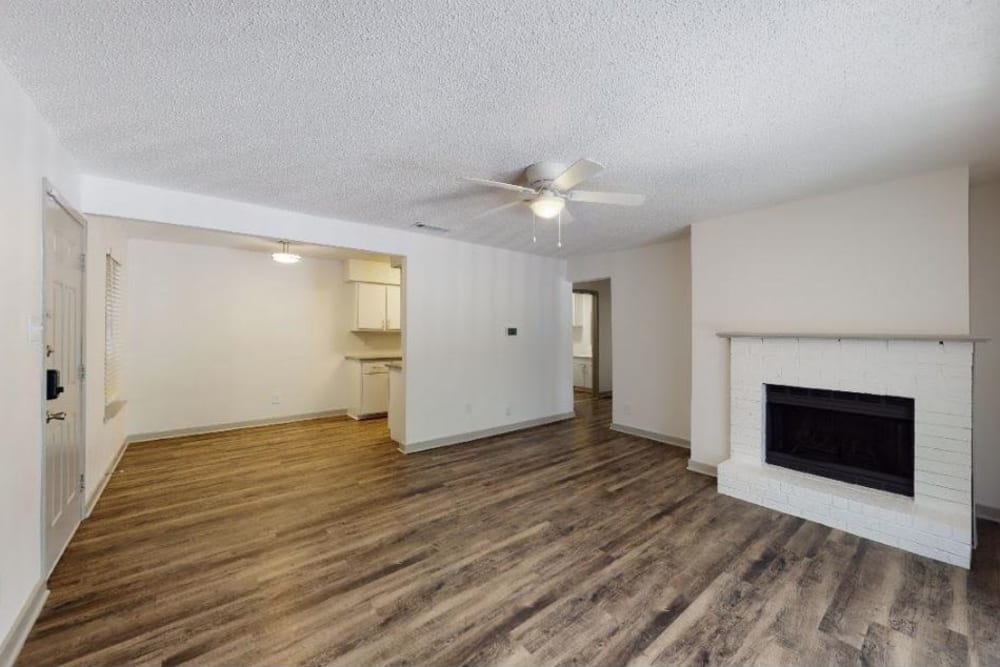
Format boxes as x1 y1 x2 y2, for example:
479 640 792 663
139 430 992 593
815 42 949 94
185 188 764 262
977 503 1000 524
127 409 348 444
0 580 48 667
85 436 129 517
402 412 575 454
610 423 690 449
687 459 719 478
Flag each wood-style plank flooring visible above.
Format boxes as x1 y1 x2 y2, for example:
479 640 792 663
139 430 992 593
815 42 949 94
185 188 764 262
18 396 1000 666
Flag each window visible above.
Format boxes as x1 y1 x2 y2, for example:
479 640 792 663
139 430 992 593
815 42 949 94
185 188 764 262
104 253 123 414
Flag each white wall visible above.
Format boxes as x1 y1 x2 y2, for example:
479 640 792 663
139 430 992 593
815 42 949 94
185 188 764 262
574 279 612 393
84 216 129 510
82 176 572 447
0 61 80 651
970 179 1000 512
568 237 691 441
126 240 396 436
690 167 971 470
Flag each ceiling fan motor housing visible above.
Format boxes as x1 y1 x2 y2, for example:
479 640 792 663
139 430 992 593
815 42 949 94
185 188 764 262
524 161 570 189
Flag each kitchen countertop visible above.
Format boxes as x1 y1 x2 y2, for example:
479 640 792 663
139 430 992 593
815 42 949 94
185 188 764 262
344 353 403 361
387 361 403 370
573 354 593 359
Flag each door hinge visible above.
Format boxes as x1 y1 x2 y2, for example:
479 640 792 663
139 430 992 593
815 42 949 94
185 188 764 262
80 253 86 271
79 364 86 380
80 473 85 493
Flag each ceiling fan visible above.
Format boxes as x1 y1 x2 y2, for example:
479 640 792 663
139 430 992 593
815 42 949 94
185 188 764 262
458 159 645 247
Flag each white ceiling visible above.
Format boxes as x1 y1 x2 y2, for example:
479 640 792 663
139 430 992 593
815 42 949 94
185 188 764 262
108 216 392 263
3 1 999 257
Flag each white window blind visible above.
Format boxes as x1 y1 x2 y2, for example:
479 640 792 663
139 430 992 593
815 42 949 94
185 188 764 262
104 254 123 406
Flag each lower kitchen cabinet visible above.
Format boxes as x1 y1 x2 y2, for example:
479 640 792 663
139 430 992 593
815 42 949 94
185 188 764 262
347 359 395 418
573 357 593 390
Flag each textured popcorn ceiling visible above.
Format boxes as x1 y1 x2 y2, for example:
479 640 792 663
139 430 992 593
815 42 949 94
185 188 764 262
2 1 999 256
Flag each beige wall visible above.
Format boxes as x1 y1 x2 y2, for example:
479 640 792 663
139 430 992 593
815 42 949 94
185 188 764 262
84 216 130 511
0 60 80 648
971 179 1000 512
689 167 971 470
125 239 400 436
568 236 691 441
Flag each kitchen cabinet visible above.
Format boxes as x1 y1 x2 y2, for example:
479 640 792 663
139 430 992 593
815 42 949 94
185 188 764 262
573 357 593 390
352 282 401 332
572 293 584 327
347 359 394 419
355 283 387 330
386 285 401 331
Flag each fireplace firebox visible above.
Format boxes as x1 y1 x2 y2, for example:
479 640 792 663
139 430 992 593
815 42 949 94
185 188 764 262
765 384 914 496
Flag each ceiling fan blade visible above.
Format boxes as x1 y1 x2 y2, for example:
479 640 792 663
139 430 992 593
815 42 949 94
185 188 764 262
459 176 536 195
569 190 645 206
472 199 524 219
550 158 604 191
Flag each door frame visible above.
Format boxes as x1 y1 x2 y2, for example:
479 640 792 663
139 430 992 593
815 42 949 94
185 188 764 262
40 178 88 577
572 289 599 397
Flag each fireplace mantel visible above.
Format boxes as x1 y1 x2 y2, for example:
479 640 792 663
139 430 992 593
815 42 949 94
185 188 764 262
717 331 988 342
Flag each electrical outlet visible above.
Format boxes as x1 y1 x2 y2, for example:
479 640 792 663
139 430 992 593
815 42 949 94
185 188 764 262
622 404 632 416
271 394 281 405
505 406 511 417
464 402 472 415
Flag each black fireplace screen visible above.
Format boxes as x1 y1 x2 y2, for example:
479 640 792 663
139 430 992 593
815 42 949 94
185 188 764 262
765 384 915 496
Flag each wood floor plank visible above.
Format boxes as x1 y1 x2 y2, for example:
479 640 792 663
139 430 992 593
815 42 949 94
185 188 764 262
15 396 1000 666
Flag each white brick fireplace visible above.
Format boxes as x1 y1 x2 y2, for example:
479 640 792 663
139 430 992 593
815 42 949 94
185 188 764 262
716 333 981 568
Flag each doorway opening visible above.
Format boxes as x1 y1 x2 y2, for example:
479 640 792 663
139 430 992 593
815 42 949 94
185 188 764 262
571 279 611 403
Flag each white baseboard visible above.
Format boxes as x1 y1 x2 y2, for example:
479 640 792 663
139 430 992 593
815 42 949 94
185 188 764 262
127 409 348 444
85 437 129 517
403 412 576 454
0 579 48 667
687 459 719 478
610 423 690 450
977 503 1000 524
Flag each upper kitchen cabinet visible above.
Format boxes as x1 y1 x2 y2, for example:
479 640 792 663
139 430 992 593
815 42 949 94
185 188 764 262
355 282 388 330
386 285 401 331
347 258 402 332
572 292 585 327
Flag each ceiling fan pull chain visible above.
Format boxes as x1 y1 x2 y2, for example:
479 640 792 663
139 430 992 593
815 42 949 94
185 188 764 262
557 210 562 248
532 211 537 243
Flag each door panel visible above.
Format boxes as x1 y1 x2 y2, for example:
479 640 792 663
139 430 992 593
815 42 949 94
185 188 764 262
356 283 386 330
43 191 85 573
386 284 401 331
362 372 389 415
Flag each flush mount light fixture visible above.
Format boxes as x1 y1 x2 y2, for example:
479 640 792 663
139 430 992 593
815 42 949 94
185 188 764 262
271 240 301 264
528 192 565 220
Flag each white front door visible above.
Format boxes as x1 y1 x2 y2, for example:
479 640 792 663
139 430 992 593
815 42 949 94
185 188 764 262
43 188 86 573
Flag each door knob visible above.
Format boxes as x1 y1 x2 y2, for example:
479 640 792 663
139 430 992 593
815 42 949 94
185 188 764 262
46 411 67 423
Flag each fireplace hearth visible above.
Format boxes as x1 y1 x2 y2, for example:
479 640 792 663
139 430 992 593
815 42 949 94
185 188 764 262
765 384 914 496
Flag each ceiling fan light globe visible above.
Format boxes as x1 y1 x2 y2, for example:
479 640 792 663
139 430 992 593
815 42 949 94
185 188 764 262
272 252 302 264
529 195 565 220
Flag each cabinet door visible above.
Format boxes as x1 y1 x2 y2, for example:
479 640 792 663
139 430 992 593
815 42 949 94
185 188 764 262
362 372 389 414
581 361 593 389
385 284 401 331
356 283 387 330
572 293 582 327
